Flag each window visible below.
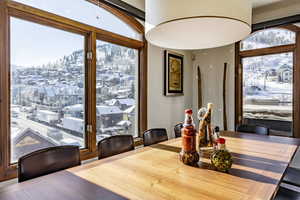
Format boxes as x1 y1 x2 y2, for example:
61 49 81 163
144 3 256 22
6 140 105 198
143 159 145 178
236 27 297 137
240 28 296 51
15 0 142 41
10 17 86 162
96 40 139 141
0 0 146 180
242 53 293 122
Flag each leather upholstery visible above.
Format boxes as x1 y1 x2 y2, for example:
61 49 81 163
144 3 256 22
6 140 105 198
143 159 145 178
283 167 300 187
174 123 183 138
143 128 168 146
236 124 269 135
282 147 300 187
274 186 300 200
18 145 81 182
98 135 134 159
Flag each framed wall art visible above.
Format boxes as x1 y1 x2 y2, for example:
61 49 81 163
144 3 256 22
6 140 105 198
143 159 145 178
164 50 184 96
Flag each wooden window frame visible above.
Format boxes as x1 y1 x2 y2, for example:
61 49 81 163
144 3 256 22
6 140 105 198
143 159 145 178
0 0 147 181
235 26 300 138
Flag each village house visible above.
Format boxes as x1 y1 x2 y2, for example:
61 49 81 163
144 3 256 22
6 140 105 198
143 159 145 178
278 64 292 83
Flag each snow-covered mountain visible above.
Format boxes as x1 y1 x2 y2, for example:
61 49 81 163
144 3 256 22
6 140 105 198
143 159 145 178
22 43 137 71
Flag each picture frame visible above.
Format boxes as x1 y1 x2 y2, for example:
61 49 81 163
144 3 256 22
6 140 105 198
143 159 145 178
164 50 184 96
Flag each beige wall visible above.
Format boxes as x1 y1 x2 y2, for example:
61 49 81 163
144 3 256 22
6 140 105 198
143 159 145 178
192 45 235 131
253 0 300 23
147 45 193 138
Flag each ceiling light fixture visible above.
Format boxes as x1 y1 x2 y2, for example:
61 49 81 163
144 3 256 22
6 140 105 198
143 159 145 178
145 0 252 50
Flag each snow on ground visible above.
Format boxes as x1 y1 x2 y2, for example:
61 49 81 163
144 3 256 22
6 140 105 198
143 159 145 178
11 109 84 147
243 53 293 121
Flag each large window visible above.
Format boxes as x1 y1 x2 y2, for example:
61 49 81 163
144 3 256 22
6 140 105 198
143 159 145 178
10 17 86 162
0 0 146 180
236 28 298 137
96 40 138 141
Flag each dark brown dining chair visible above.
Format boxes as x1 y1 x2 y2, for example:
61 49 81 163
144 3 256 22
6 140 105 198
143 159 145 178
282 148 300 187
236 124 269 135
174 123 183 138
98 135 134 159
143 128 168 146
274 186 300 200
18 145 81 182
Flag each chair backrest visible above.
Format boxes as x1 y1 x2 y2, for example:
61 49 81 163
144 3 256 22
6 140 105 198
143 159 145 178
98 135 134 159
236 124 269 135
143 128 168 146
18 145 80 182
174 123 183 138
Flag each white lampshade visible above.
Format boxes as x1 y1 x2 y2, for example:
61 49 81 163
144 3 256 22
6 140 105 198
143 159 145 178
145 0 252 50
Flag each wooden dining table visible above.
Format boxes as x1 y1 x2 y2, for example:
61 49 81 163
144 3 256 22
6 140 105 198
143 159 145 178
0 131 299 200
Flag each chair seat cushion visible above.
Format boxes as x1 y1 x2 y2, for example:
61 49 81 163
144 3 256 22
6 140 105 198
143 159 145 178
275 187 300 200
283 168 300 187
289 148 300 169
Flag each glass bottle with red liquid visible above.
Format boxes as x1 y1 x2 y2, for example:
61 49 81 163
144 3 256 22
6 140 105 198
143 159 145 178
179 109 199 166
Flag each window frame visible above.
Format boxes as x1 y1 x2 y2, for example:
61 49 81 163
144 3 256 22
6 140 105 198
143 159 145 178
0 0 147 181
235 26 300 138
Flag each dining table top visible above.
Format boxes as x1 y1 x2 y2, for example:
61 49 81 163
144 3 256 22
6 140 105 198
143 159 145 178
0 131 299 200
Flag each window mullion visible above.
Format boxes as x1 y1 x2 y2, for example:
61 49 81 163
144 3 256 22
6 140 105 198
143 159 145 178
86 32 97 153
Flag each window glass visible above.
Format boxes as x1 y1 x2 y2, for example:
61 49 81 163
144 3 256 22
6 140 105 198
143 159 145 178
240 28 296 51
96 40 138 142
15 0 142 41
10 17 85 163
242 52 293 136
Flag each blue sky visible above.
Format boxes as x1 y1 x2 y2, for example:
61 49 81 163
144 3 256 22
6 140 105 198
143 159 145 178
11 0 138 67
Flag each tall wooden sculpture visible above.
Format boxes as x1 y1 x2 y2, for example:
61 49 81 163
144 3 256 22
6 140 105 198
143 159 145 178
223 63 228 131
197 66 203 109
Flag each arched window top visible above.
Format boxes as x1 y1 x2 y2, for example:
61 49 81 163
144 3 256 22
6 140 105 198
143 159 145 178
240 28 296 51
15 0 143 41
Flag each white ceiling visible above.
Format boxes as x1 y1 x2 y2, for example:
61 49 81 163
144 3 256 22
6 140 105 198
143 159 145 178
125 0 288 10
252 0 284 8
122 0 145 11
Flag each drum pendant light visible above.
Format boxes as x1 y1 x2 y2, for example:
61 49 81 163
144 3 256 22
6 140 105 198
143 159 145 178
145 0 252 50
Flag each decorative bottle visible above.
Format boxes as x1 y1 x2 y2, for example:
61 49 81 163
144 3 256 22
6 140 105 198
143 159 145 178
179 109 199 166
212 126 220 148
211 138 233 172
198 103 214 149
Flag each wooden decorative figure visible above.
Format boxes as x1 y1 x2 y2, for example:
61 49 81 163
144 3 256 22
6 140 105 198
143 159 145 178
198 103 214 149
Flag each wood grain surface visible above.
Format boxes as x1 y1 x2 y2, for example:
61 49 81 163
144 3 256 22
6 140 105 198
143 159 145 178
0 132 299 200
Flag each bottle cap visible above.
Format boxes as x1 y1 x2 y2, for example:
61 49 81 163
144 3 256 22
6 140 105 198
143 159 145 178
185 109 193 115
214 126 220 132
217 138 226 144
